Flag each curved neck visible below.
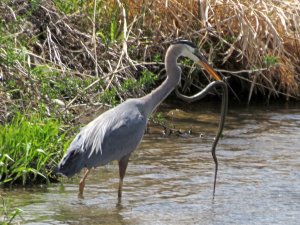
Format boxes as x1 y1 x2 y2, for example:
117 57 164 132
141 45 182 117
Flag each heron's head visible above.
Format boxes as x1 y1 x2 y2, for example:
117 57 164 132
171 40 222 81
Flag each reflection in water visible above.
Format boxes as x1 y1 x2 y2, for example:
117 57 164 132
2 102 300 225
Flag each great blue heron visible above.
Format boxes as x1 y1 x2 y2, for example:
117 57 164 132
56 40 226 199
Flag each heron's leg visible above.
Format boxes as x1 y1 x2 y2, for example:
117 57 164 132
118 154 131 199
79 168 91 195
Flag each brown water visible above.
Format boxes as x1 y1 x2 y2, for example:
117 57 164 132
1 102 300 225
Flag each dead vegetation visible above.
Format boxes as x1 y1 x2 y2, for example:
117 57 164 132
0 0 300 123
127 0 300 102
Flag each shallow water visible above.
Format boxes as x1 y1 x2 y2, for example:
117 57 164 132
1 102 300 225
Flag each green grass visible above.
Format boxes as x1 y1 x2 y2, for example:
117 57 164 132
263 55 278 67
99 69 158 106
53 0 85 14
139 69 158 89
31 65 99 102
151 112 167 125
0 114 68 186
0 195 23 225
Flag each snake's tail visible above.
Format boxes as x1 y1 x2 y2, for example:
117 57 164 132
211 81 228 198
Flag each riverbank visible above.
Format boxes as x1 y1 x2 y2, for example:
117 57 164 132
0 0 299 187
1 0 300 122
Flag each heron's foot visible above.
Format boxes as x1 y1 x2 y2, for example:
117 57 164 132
79 179 85 195
116 195 123 208
78 192 84 199
117 154 129 200
78 168 90 197
118 187 122 199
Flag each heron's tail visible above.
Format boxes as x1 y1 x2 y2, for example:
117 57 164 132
55 148 85 177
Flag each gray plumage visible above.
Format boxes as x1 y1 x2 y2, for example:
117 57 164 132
56 40 222 198
57 99 147 177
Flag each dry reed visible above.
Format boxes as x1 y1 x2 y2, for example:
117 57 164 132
1 0 300 123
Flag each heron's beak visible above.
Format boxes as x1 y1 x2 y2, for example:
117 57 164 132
195 52 221 81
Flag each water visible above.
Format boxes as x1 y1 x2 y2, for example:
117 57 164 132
1 102 300 225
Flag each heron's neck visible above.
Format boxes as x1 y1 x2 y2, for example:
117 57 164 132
141 46 182 117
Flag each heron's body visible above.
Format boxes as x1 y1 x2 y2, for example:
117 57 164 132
59 99 147 177
56 40 222 199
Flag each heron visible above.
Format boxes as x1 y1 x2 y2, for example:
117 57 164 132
56 40 226 199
